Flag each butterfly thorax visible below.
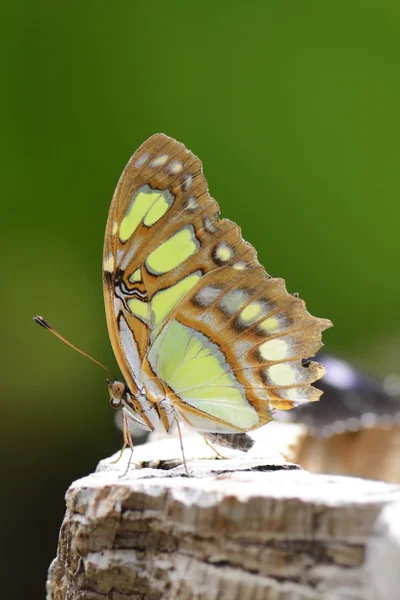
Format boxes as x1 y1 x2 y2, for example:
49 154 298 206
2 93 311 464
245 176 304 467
107 379 175 432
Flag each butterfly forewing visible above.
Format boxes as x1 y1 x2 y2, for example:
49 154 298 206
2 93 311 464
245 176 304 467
103 133 332 434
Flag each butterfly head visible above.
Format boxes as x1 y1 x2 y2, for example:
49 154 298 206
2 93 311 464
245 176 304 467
107 379 127 409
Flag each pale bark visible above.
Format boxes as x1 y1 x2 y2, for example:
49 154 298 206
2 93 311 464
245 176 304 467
364 501 400 600
46 423 400 600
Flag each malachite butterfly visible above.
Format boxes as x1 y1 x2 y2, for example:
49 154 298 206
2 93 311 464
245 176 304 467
103 134 332 458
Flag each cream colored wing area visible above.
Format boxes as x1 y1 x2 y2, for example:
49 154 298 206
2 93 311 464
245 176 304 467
119 185 174 243
168 265 332 414
150 271 203 338
145 319 260 432
175 407 248 434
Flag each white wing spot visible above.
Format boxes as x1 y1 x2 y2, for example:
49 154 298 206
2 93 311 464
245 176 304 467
259 338 289 361
135 153 149 168
214 242 233 263
280 388 301 401
103 253 115 272
258 315 287 335
150 154 169 167
168 160 184 174
194 286 223 307
279 386 320 403
240 302 264 325
266 364 297 386
182 174 193 190
204 215 217 233
220 289 250 315
112 221 118 236
233 261 247 270
185 196 197 211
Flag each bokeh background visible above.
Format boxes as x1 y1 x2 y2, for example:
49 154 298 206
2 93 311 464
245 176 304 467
2 2 400 598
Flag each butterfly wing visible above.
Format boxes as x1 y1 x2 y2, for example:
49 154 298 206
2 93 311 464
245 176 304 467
103 133 221 395
103 133 332 434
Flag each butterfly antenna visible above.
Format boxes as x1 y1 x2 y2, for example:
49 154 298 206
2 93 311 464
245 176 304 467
33 315 114 376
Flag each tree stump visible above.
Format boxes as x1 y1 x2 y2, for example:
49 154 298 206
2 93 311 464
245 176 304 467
46 423 400 600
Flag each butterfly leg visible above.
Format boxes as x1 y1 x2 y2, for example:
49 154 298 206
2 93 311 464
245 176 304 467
202 436 227 459
111 411 135 477
174 417 190 476
110 410 129 464
120 414 135 478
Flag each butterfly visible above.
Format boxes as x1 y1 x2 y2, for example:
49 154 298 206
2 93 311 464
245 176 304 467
102 133 332 467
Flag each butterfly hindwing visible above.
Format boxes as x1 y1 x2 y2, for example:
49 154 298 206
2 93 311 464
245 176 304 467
103 133 332 433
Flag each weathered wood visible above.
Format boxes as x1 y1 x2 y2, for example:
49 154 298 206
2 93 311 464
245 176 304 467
365 501 400 600
295 426 400 483
46 424 400 600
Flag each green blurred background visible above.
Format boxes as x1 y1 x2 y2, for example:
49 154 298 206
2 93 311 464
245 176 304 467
2 1 400 597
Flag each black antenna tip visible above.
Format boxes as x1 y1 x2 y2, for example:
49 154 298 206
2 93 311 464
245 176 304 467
33 315 51 330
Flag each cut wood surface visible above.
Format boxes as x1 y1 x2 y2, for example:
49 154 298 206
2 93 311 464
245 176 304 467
46 423 400 600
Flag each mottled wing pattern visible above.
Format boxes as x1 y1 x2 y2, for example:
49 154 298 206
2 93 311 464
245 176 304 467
103 133 332 434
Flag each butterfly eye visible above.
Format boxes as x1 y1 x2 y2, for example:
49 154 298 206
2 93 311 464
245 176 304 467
109 396 122 409
108 381 126 409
